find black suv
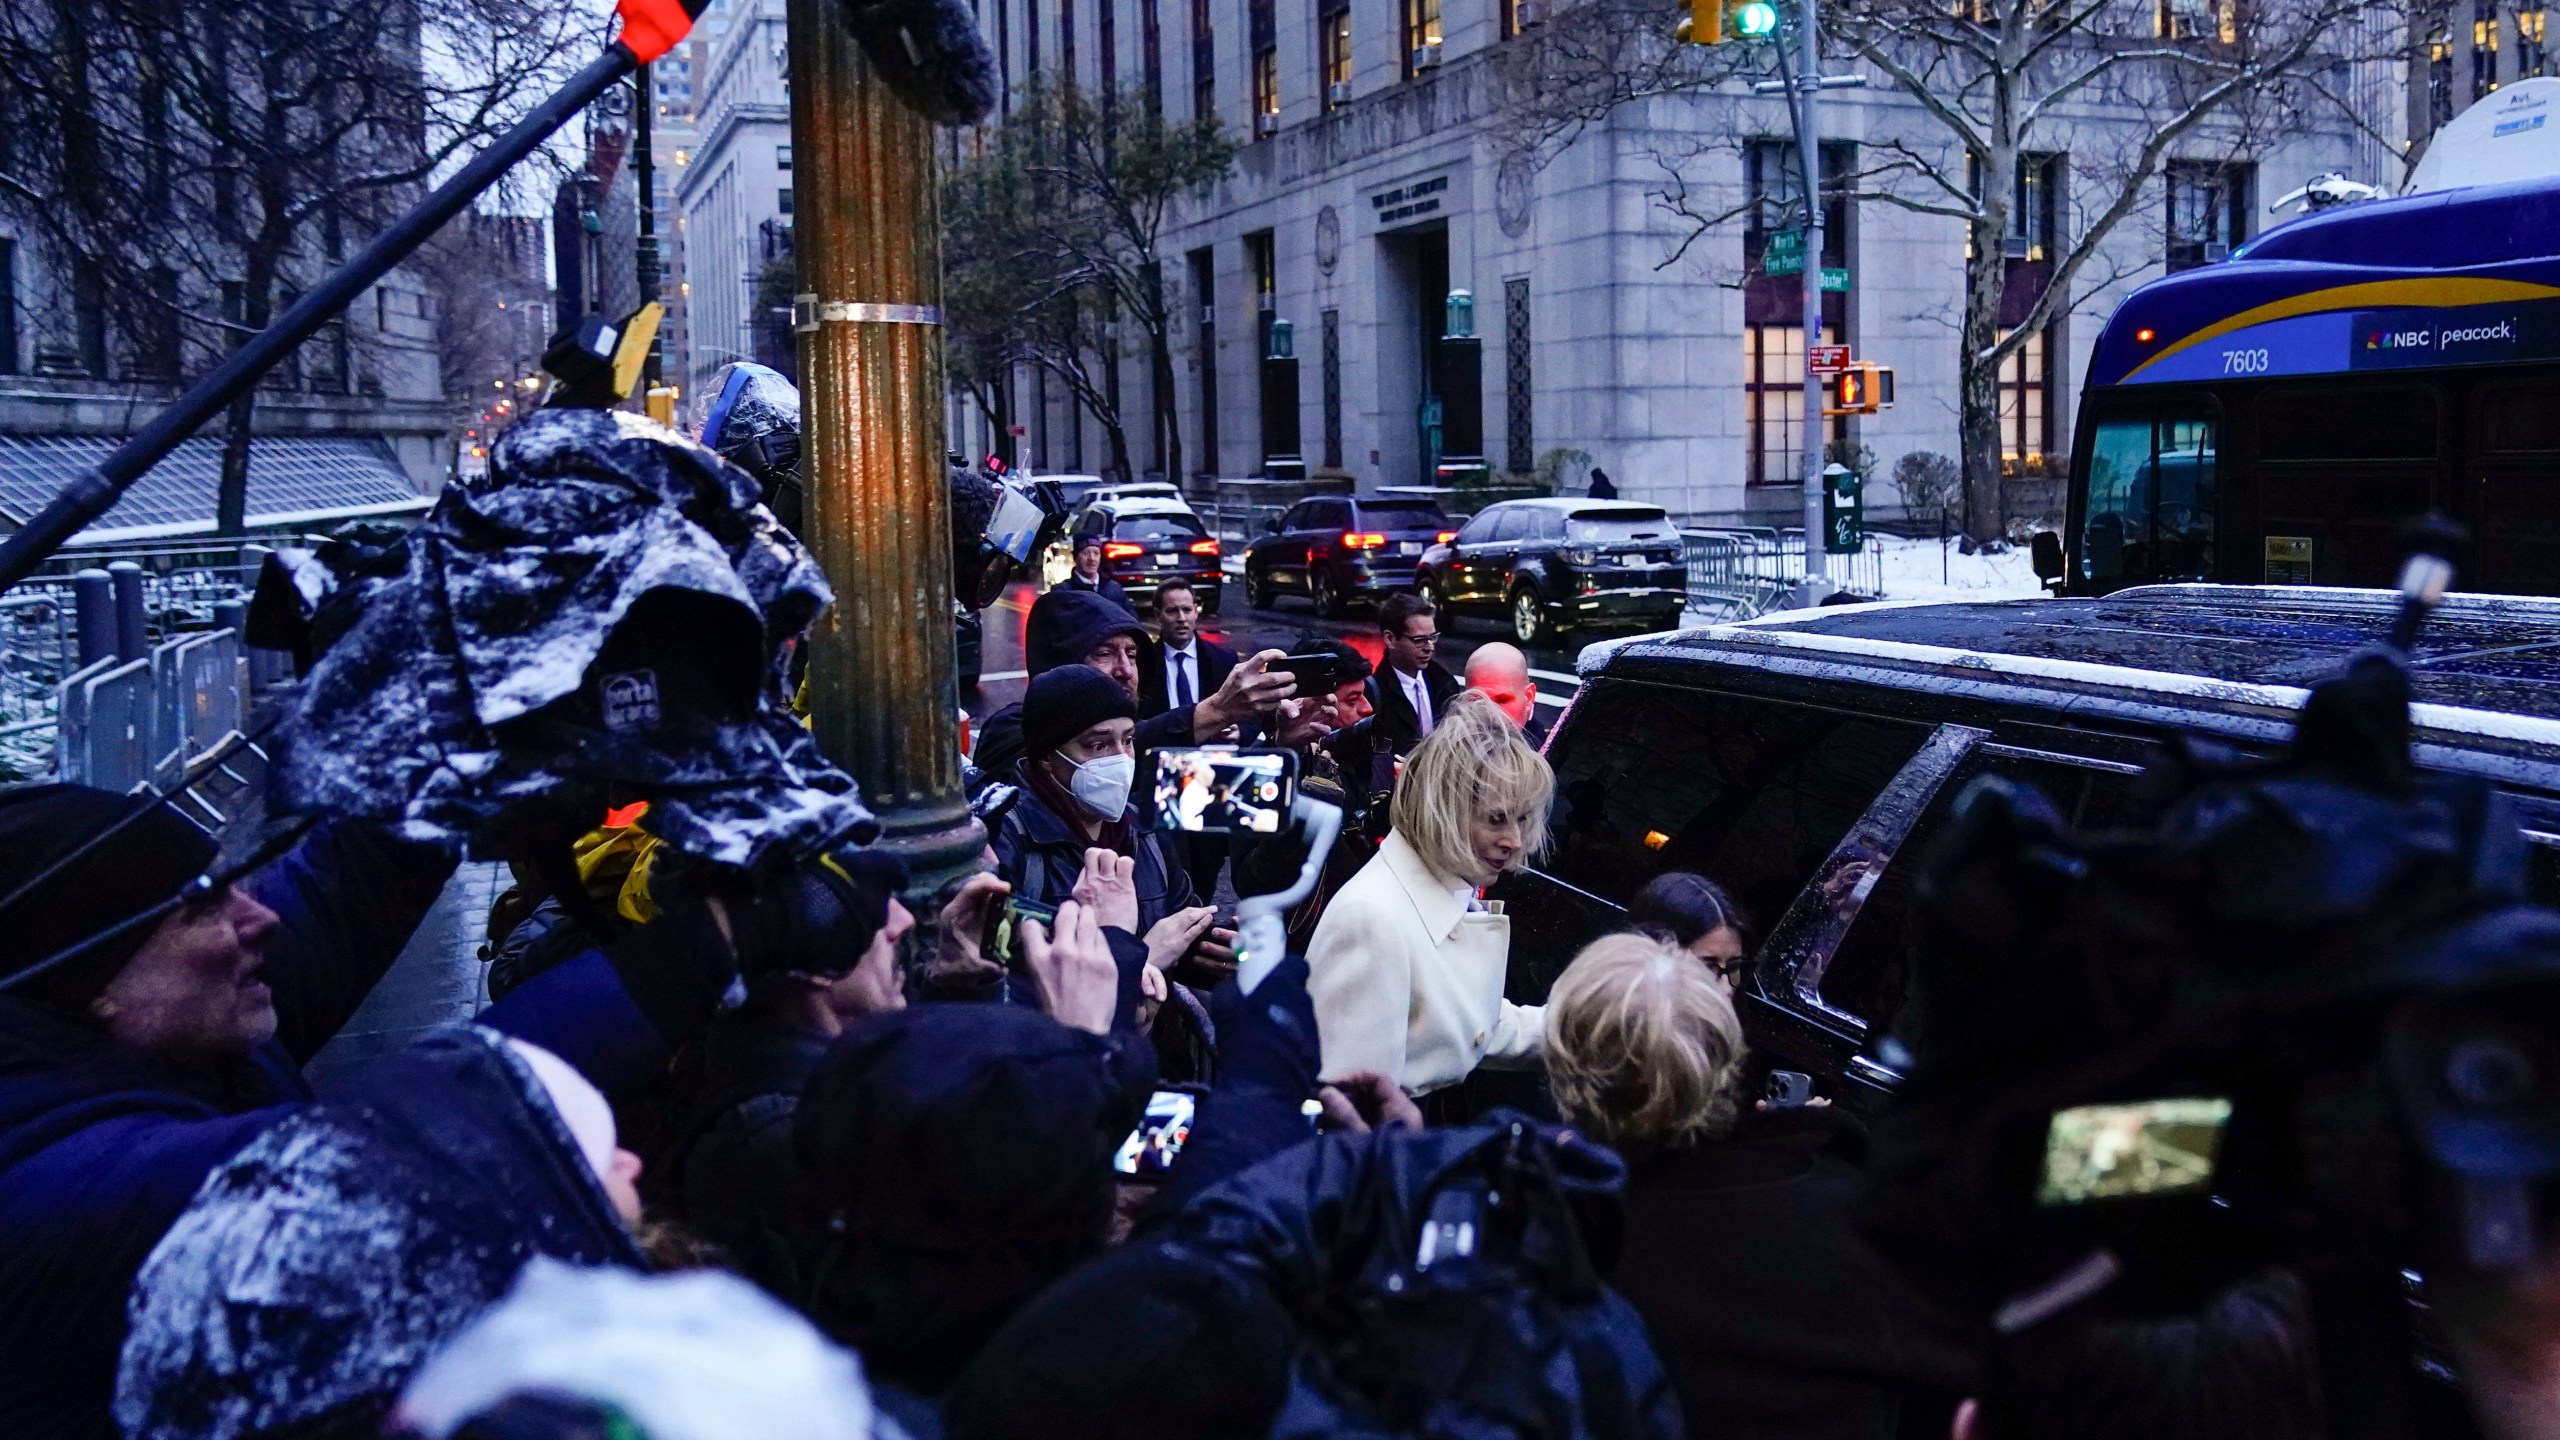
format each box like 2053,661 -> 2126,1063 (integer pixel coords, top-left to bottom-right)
1056,498 -> 1225,612
1494,585 -> 2560,1108
1414,499 -> 1686,646
1243,494 -> 1455,616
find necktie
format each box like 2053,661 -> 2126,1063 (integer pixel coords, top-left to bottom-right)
1174,651 -> 1194,708
1412,672 -> 1433,735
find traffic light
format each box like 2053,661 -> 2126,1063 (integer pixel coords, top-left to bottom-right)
1735,0 -> 1779,35
1827,362 -> 1895,415
1679,0 -> 1724,44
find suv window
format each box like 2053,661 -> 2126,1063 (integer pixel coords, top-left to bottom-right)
1456,510 -> 1503,544
1531,509 -> 1567,542
1809,747 -> 2145,1042
1567,510 -> 1675,543
1308,499 -> 1349,531
1501,680 -> 1931,1002
1279,502 -> 1317,530
1489,508 -> 1533,543
1363,502 -> 1450,529
1115,513 -> 1206,540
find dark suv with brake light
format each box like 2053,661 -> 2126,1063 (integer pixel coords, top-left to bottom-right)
1243,495 -> 1456,616
1056,498 -> 1225,611
1414,498 -> 1686,646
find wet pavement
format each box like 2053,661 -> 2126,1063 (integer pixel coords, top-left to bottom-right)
965,579 -> 1594,718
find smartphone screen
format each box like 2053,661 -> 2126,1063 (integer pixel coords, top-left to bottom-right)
2038,1097 -> 2232,1205
1113,1088 -> 1199,1178
1154,748 -> 1297,834
1272,652 -> 1342,697
985,895 -> 1058,970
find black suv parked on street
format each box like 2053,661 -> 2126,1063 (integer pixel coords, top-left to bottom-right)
1494,585 -> 2560,1110
1414,499 -> 1686,646
1244,495 -> 1456,616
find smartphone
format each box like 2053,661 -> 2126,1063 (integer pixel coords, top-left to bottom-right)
983,894 -> 1059,970
1762,1070 -> 1814,1108
2037,1096 -> 2233,1206
1271,652 -> 1344,698
1113,1087 -> 1201,1178
1154,747 -> 1299,834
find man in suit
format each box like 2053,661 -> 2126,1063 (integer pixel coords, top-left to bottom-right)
1138,579 -> 1238,723
1057,526 -> 1131,609
1370,590 -> 1459,755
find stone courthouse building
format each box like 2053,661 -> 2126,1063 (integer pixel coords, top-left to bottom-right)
964,0 -> 2390,520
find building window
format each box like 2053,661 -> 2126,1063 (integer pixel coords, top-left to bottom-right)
1246,230 -> 1276,350
1061,0 -> 1076,88
1504,277 -> 1532,475
2430,30 -> 2456,123
778,188 -> 794,215
1320,308 -> 1342,468
1191,0 -> 1213,119
2524,8 -> 2550,76
2154,0 -> 2233,40
137,266 -> 180,382
2165,160 -> 2251,271
1744,324 -> 1841,489
777,143 -> 792,168
1191,248 -> 1218,476
1025,0 -> 1038,77
998,0 -> 1012,110
1320,0 -> 1351,109
1250,0 -> 1278,135
0,238 -> 20,375
2011,153 -> 2059,260
1998,327 -> 2053,474
1099,0 -> 1116,98
1143,0 -> 1162,107
2476,0 -> 2502,95
74,266 -> 109,380
1402,0 -> 1442,77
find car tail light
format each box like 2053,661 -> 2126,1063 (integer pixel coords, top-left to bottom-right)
1103,541 -> 1145,559
1343,532 -> 1387,549
1188,538 -> 1221,555
1435,531 -> 1457,544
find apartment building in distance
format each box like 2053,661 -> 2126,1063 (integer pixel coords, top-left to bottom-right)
675,0 -> 801,405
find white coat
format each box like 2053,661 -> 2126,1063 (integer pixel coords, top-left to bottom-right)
1305,830 -> 1544,1095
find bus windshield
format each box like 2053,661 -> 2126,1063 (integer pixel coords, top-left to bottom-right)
2081,409 -> 2217,589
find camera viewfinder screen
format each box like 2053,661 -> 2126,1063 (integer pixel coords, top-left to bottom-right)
1113,1089 -> 1197,1178
2038,1097 -> 2232,1206
1156,751 -> 1291,833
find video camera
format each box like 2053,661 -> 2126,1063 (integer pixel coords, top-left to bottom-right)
1864,524 -> 2560,1434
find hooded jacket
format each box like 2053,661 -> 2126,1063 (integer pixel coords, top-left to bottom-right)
0,823 -> 701,1440
115,1027 -> 645,1440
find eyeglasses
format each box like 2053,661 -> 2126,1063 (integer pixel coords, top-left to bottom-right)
1393,630 -> 1441,647
1707,955 -> 1751,985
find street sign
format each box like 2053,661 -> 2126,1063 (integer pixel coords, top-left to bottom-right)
1820,267 -> 1850,292
1760,228 -> 1805,276
1809,344 -> 1850,373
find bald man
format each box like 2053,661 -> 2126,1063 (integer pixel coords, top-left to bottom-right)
1463,642 -> 1549,745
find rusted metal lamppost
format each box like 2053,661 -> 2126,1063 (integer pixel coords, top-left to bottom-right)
786,0 -> 982,885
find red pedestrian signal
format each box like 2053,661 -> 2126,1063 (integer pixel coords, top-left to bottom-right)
1826,363 -> 1895,416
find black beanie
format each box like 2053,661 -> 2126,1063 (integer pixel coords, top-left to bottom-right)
0,785 -> 218,1006
1022,665 -> 1138,761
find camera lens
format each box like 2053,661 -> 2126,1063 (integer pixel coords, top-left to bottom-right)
2444,1033 -> 2538,1109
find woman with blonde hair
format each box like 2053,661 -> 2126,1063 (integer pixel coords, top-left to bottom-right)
1542,931 -> 1972,1440
1306,692 -> 1553,1107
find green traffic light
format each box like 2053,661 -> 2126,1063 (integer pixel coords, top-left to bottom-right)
1735,1 -> 1779,36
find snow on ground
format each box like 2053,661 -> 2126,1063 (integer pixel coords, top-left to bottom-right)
1870,533 -> 2046,603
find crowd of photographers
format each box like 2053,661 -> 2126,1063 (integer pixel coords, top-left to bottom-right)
5,377 -> 2560,1440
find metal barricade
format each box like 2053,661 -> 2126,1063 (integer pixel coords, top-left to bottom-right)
72,658 -> 153,793
173,629 -> 244,760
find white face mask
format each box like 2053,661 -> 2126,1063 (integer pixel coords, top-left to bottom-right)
1067,753 -> 1136,819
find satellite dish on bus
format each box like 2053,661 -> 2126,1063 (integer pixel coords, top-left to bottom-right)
2408,77 -> 2560,194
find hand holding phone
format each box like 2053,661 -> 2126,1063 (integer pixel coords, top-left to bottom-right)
1154,748 -> 1300,834
1271,652 -> 1345,699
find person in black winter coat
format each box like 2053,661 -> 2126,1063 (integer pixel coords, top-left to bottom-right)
1543,933 -> 1974,1440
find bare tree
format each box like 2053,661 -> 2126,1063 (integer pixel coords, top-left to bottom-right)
942,77 -> 1236,483
1495,0 -> 2404,539
0,0 -> 596,533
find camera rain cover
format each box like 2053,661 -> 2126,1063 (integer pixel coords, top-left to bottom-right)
275,406 -> 869,867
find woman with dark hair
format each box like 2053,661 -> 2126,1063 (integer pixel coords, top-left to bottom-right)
1625,871 -> 1753,990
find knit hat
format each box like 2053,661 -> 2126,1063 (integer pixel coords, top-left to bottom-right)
0,785 -> 217,1007
1022,666 -> 1138,761
1023,588 -> 1147,677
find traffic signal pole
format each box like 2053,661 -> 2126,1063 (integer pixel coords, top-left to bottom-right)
1753,0 -> 1861,605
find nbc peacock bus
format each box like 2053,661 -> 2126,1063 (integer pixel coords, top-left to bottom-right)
2053,169 -> 2560,596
